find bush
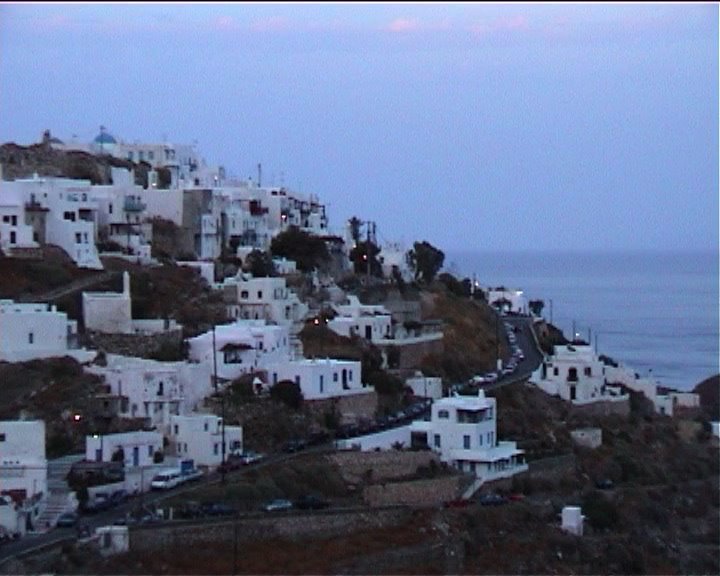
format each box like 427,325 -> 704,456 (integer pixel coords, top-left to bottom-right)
582,490 -> 619,530
270,380 -> 303,410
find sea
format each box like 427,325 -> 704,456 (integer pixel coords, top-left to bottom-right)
446,250 -> 719,392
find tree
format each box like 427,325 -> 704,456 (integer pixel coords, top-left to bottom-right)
349,240 -> 382,277
409,241 -> 445,283
270,380 -> 304,410
244,250 -> 274,277
270,226 -> 329,272
528,299 -> 545,317
348,216 -> 363,245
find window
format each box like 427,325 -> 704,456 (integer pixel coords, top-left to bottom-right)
148,150 -> 155,161
479,435 -> 483,446
157,381 -> 164,396
1,216 -> 8,223
434,434 -> 441,448
28,332 -> 34,344
9,231 -> 16,244
75,232 -> 82,244
349,371 -> 353,382
333,372 -> 338,382
257,291 -> 263,299
10,215 -> 17,226
487,432 -> 492,445
553,367 -> 559,376
319,375 -> 324,394
214,443 -> 219,455
295,375 -> 300,385
148,446 -> 153,457
438,410 -> 449,419
463,435 -> 471,449
584,367 -> 592,376
240,290 -> 249,299
204,422 -> 208,431
0,433 -> 5,441
174,425 -> 179,435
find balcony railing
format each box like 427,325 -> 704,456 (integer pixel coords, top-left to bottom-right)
124,197 -> 147,212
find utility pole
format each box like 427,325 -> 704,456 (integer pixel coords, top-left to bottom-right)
549,299 -> 553,325
495,310 -> 500,372
212,327 -> 226,484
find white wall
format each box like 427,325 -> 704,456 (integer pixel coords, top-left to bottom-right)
86,431 -> 163,468
0,421 -> 47,500
0,301 -> 71,362
267,358 -> 366,400
170,414 -> 243,468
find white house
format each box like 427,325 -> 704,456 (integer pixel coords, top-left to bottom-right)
221,274 -> 308,327
187,320 -> 290,383
85,354 -> 212,429
378,242 -> 414,283
487,288 -> 527,315
410,391 -> 527,486
83,272 -> 179,335
0,420 -> 48,501
265,357 -> 370,401
530,344 -> 629,406
4,176 -> 103,269
169,414 -> 242,470
85,431 -> 163,468
0,300 -> 94,363
0,180 -> 38,254
405,374 -> 443,400
327,296 -> 393,342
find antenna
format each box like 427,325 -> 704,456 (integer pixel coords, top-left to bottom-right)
258,163 -> 262,187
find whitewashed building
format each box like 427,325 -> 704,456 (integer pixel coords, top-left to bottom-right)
86,431 -> 163,468
410,391 -> 527,486
187,320 -> 290,383
266,357 -> 370,401
487,288 -> 527,315
0,420 -> 47,501
378,242 -> 414,283
85,354 -> 212,429
4,176 -> 102,269
0,179 -> 38,254
327,296 -> 392,342
169,414 -> 243,469
405,374 -> 443,400
221,274 -> 308,326
83,272 -> 179,335
530,344 -> 629,405
0,300 -> 94,363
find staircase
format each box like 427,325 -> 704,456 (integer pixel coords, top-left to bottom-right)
32,454 -> 85,533
289,321 -> 304,359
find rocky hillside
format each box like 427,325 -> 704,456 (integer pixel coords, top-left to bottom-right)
693,373 -> 719,419
0,140 -> 156,186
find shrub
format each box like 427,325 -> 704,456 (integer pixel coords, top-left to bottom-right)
270,380 -> 303,410
582,490 -> 619,530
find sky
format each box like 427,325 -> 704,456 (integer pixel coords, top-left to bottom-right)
0,2 -> 717,253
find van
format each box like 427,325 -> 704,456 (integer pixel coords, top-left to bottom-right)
150,468 -> 183,490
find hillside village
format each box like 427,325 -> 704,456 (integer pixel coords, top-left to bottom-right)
0,131 -> 718,575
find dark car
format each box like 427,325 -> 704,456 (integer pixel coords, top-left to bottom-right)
109,489 -> 128,506
56,512 -> 79,528
81,495 -> 112,514
201,502 -> 236,517
282,439 -> 307,453
479,493 -> 507,506
293,494 -> 330,510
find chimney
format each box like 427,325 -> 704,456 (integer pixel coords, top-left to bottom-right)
123,271 -> 130,296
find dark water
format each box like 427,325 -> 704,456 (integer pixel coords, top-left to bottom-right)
446,250 -> 719,391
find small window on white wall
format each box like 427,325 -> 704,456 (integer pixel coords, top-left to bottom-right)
28,332 -> 34,344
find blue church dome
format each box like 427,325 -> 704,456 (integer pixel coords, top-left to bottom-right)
93,131 -> 117,145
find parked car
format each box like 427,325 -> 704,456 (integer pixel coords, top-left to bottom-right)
56,512 -> 79,528
109,489 -> 128,506
240,451 -> 266,465
293,494 -> 330,510
282,439 -> 307,453
443,498 -> 472,509
81,495 -> 112,514
263,499 -> 293,512
479,493 -> 507,506
201,502 -> 236,517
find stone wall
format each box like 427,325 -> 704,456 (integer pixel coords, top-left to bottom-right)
129,508 -> 410,554
330,450 -> 440,485
363,476 -> 465,508
380,338 -> 444,370
84,329 -> 183,360
570,398 -> 630,418
306,391 -> 379,424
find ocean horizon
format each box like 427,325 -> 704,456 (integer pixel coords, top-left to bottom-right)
445,248 -> 719,392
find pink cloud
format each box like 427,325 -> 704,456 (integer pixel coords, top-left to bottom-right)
385,18 -> 421,33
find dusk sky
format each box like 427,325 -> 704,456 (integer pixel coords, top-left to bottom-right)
0,3 -> 717,253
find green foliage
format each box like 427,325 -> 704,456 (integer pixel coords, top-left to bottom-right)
270,380 -> 304,410
270,226 -> 329,272
244,250 -> 275,277
349,241 -> 383,277
148,339 -> 184,362
366,369 -> 404,396
528,299 -> 545,316
438,273 -> 471,297
408,240 -> 445,283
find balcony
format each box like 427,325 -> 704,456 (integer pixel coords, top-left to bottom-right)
24,200 -> 49,212
124,197 -> 146,212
